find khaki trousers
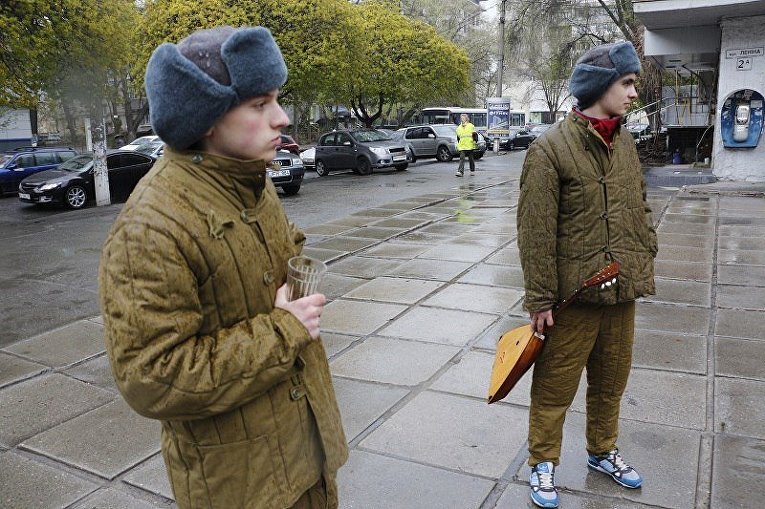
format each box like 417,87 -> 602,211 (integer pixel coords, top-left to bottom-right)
527,301 -> 635,466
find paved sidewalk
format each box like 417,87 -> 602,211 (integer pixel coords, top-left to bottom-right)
2,158 -> 765,509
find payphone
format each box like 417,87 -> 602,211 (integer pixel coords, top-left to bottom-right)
721,89 -> 764,148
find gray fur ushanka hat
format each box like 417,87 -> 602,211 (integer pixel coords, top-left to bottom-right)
569,41 -> 641,109
145,26 -> 288,151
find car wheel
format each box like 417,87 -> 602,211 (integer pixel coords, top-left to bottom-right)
282,184 -> 300,196
394,163 -> 408,171
356,157 -> 372,175
315,160 -> 329,177
508,141 -> 515,150
436,145 -> 453,162
409,151 -> 417,164
64,185 -> 88,209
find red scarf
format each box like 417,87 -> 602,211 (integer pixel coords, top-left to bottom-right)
573,108 -> 621,146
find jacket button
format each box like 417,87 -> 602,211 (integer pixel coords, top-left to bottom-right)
600,212 -> 608,220
191,154 -> 203,163
290,386 -> 305,400
263,271 -> 274,285
599,176 -> 606,184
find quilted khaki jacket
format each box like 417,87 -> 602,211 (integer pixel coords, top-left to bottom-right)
99,148 -> 348,509
517,113 -> 657,313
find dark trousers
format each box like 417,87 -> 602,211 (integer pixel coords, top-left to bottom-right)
457,150 -> 475,173
527,301 -> 636,466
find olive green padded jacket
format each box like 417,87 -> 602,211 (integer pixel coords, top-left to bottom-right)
99,148 -> 347,508
517,113 -> 657,313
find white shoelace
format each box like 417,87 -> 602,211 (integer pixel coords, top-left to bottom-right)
608,451 -> 631,472
537,470 -> 555,490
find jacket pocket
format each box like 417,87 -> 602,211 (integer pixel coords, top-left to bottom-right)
197,435 -> 281,509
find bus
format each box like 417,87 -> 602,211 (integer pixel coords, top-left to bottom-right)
420,106 -> 526,140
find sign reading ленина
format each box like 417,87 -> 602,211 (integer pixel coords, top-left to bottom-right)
725,48 -> 764,59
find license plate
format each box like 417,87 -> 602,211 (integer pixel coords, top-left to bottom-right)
267,169 -> 291,178
392,155 -> 406,161
18,193 -> 30,200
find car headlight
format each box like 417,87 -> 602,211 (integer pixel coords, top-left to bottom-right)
290,155 -> 303,166
38,182 -> 61,191
369,147 -> 388,157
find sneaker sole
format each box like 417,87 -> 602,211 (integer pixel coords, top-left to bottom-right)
587,460 -> 642,489
529,492 -> 559,508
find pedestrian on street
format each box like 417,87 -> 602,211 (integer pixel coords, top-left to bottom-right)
516,41 -> 657,509
98,26 -> 347,509
455,113 -> 477,176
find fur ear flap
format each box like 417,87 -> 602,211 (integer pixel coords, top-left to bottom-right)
221,27 -> 288,101
609,42 -> 642,76
569,64 -> 619,108
146,43 -> 237,151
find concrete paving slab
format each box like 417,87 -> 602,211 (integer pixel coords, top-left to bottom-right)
458,264 -> 526,289
0,373 -> 114,447
654,246 -> 713,263
371,217 -> 432,229
718,224 -> 765,237
719,196 -> 765,211
0,450 -> 99,509
378,307 -> 497,347
644,278 -> 711,307
351,207 -> 407,217
657,232 -> 714,249
322,300 -> 407,336
301,247 -> 347,264
302,223 -> 358,236
332,377 -> 409,442
358,242 -> 430,259
416,242 -> 497,263
711,434 -> 765,509
632,330 -> 707,374
321,273 -> 368,301
715,377 -> 765,439
717,264 -> 765,287
387,258 -> 473,281
329,215 -> 383,227
450,232 -> 514,248
327,256 -> 403,279
338,450 -> 494,509
331,337 -> 459,386
72,487 -> 166,509
718,249 -> 765,266
343,226 -> 404,240
657,222 -> 715,236
719,215 -> 765,226
360,391 -> 528,478
473,314 -> 529,351
122,454 -> 174,501
617,368 -> 707,430
310,236 -> 379,253
63,353 -> 119,392
4,320 -> 105,368
515,413 -> 701,509
634,302 -> 710,335
715,308 -> 765,340
716,337 -> 765,380
662,213 -> 716,225
716,284 -> 765,310
718,236 -> 765,251
321,332 -> 359,359
431,350 -> 495,400
21,399 -> 160,479
0,351 -> 46,389
485,246 -> 521,266
421,283 -> 524,315
344,277 -> 444,305
654,260 -> 712,281
416,221 -> 478,235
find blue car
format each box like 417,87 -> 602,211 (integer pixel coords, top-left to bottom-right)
0,146 -> 78,194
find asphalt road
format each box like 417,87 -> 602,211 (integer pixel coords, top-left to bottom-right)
0,151 -> 524,347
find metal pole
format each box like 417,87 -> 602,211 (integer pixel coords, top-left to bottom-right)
497,0 -> 506,97
93,106 -> 110,207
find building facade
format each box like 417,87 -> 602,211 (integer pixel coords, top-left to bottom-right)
635,0 -> 765,181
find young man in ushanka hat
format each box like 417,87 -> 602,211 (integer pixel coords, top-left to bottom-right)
99,26 -> 348,508
516,41 -> 657,508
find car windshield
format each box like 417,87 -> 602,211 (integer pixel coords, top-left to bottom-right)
134,142 -> 162,155
350,129 -> 391,142
432,125 -> 456,136
0,154 -> 13,167
57,154 -> 93,172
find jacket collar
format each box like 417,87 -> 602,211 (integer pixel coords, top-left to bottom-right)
163,146 -> 269,188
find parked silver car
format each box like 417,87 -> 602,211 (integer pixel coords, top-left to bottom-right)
314,129 -> 408,176
394,124 -> 486,163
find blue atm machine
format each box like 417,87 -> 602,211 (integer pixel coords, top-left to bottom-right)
721,89 -> 764,148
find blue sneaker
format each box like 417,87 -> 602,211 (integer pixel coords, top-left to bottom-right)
529,461 -> 559,508
587,448 -> 643,488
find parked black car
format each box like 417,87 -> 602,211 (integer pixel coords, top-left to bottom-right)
269,149 -> 305,195
0,146 -> 78,195
501,129 -> 536,150
18,150 -> 155,209
314,129 -> 408,176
